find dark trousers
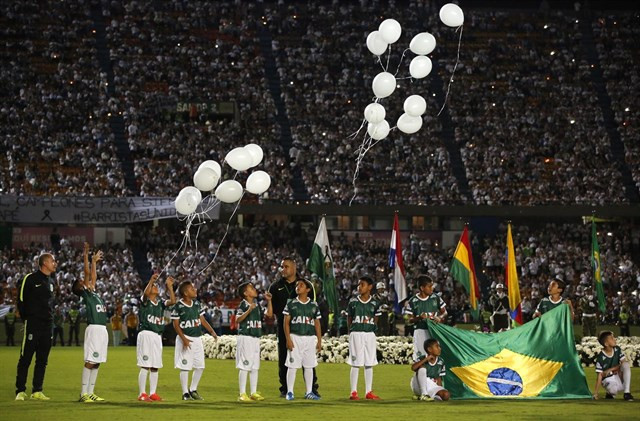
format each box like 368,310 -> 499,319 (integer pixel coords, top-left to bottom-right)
127,327 -> 137,346
16,321 -> 52,394
276,320 -> 319,395
52,326 -> 64,346
6,324 -> 15,346
68,322 -> 80,346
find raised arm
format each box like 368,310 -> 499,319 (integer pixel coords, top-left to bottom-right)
90,250 -> 103,291
143,273 -> 160,299
165,276 -> 176,306
265,292 -> 273,319
83,242 -> 90,284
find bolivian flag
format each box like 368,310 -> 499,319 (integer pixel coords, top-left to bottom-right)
428,305 -> 591,399
450,226 -> 480,319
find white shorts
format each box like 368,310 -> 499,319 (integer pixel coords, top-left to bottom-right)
413,328 -> 431,360
602,374 -> 624,395
285,334 -> 318,369
174,335 -> 204,370
84,324 -> 108,363
411,373 -> 445,398
236,335 -> 261,371
348,331 -> 378,367
137,330 -> 163,368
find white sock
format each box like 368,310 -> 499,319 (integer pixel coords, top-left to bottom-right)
622,362 -> 631,393
303,368 -> 313,395
250,370 -> 259,395
149,371 -> 158,395
364,366 -> 373,394
286,368 -> 297,393
88,368 -> 99,394
417,368 -> 428,395
81,367 -> 91,395
239,370 -> 248,395
180,371 -> 189,394
138,369 -> 148,395
350,367 -> 359,393
190,368 -> 203,392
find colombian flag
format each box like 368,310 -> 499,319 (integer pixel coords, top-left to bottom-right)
428,305 -> 591,399
505,223 -> 522,325
450,226 -> 480,319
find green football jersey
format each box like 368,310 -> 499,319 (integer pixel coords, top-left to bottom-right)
414,355 -> 446,380
406,294 -> 446,330
81,289 -> 107,326
283,297 -> 321,336
236,299 -> 263,338
535,297 -> 564,315
139,296 -> 167,334
347,296 -> 381,333
595,346 -> 625,375
171,299 -> 205,337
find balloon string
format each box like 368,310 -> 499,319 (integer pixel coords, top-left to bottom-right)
437,24 -> 463,116
385,44 -> 392,72
394,48 -> 411,77
196,191 -> 245,275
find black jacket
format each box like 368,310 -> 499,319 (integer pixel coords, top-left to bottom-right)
16,270 -> 55,326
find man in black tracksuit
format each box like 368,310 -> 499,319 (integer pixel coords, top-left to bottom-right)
15,253 -> 58,401
269,258 -> 319,397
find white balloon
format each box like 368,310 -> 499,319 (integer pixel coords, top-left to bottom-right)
367,120 -> 390,141
378,19 -> 402,44
397,113 -> 423,134
245,170 -> 271,195
366,30 -> 388,56
198,160 -> 221,177
179,186 -> 202,205
439,3 -> 464,27
214,180 -> 243,203
244,143 -> 264,167
403,95 -> 427,117
409,56 -> 432,79
174,193 -> 197,216
193,167 -> 220,191
225,147 -> 253,171
364,103 -> 386,124
410,32 -> 436,55
372,72 -> 397,99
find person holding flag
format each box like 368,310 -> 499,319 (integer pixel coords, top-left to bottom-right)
405,275 -> 447,359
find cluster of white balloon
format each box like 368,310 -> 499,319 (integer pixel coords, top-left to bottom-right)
364,3 -> 464,139
349,3 -> 464,206
174,143 -> 271,216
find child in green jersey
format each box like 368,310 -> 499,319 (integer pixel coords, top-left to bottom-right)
533,278 -> 574,320
405,275 -> 447,360
72,244 -> 107,403
235,282 -> 273,402
347,276 -> 382,401
411,339 -> 450,401
171,280 -> 217,401
137,273 -> 176,402
283,279 -> 322,401
593,331 -> 633,401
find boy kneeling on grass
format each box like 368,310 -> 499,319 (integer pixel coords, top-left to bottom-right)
593,331 -> 634,401
411,338 -> 450,402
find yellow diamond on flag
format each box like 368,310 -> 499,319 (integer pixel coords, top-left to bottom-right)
450,349 -> 563,398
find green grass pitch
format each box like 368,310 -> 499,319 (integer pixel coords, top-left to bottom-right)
1,347 -> 638,420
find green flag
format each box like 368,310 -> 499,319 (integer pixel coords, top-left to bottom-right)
427,305 -> 591,399
591,221 -> 606,313
308,216 -> 339,315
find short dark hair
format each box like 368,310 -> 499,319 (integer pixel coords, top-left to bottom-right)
238,282 -> 251,299
555,280 -> 566,293
359,276 -> 374,286
178,281 -> 192,298
296,278 -> 313,293
38,253 -> 53,268
598,330 -> 613,346
418,275 -> 434,288
425,338 -> 439,352
72,279 -> 83,296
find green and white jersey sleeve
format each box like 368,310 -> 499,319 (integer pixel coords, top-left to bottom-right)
236,299 -> 263,338
171,299 -> 205,337
283,298 -> 321,336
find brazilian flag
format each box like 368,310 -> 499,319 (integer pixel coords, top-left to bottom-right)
428,305 -> 591,399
